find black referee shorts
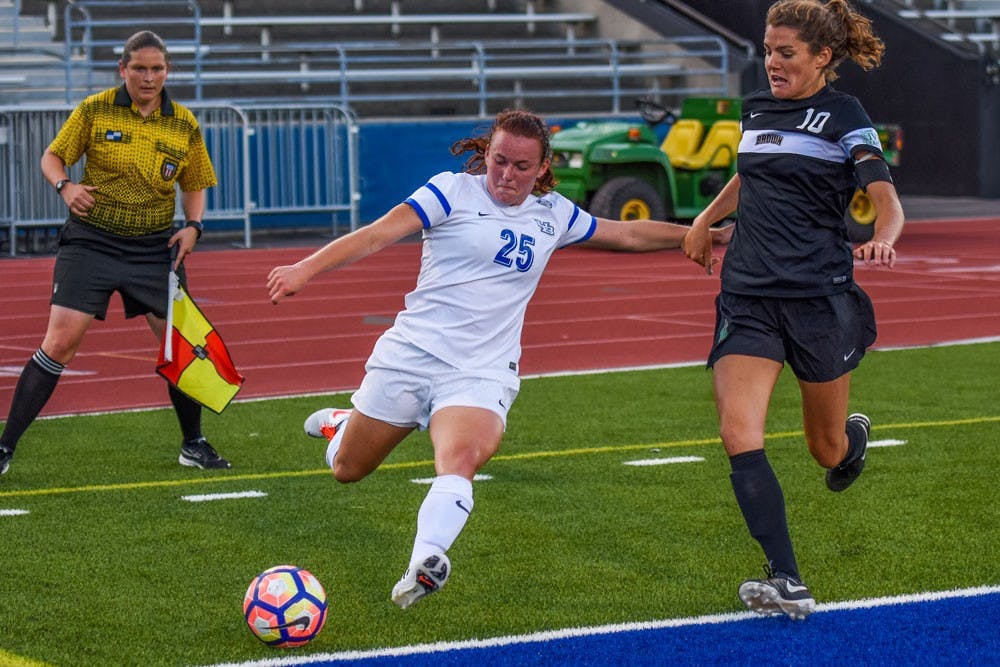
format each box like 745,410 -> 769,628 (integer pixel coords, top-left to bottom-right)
50,219 -> 186,321
707,286 -> 878,383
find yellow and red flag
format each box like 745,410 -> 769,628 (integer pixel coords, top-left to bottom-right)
157,272 -> 243,413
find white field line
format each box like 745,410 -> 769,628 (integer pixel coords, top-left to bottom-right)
197,585 -> 1000,667
870,439 -> 907,447
410,474 -> 492,484
623,456 -> 705,466
0,509 -> 30,516
23,336 -> 1000,421
181,490 -> 268,503
0,365 -> 95,377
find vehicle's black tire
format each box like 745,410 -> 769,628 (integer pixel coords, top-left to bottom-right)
589,177 -> 667,221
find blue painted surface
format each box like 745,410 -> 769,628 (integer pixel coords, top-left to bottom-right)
256,590 -> 1000,666
357,116 -> 647,223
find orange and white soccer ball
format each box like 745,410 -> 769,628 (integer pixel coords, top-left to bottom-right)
243,565 -> 328,648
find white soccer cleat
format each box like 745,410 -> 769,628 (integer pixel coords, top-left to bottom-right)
391,552 -> 450,609
303,408 -> 352,441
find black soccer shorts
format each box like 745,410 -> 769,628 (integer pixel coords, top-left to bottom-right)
50,219 -> 185,321
707,286 -> 877,383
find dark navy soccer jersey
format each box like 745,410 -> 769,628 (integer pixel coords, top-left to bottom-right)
722,85 -> 885,297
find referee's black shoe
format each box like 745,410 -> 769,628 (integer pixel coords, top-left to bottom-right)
0,445 -> 13,476
826,413 -> 870,492
179,437 -> 232,469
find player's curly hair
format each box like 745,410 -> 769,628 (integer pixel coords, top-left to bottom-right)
766,0 -> 884,81
450,108 -> 557,195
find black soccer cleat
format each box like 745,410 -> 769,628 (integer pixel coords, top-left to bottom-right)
179,437 -> 232,469
0,445 -> 13,477
826,413 -> 870,492
738,564 -> 816,620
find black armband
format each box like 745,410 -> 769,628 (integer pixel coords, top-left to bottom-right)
854,156 -> 893,190
185,220 -> 203,239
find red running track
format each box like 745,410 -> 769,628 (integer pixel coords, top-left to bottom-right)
2,218 -> 999,417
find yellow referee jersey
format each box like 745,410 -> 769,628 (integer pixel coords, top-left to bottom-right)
48,84 -> 218,236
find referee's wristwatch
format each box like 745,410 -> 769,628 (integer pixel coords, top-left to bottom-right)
55,178 -> 71,194
185,219 -> 203,239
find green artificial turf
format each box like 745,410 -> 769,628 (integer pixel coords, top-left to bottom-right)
0,343 -> 997,666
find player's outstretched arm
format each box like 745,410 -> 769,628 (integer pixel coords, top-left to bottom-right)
268,203 -> 423,304
584,217 -> 693,252
583,216 -> 734,253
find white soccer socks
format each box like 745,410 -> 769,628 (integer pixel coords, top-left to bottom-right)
392,474 -> 472,608
410,474 -> 474,566
325,423 -> 346,469
301,407 -> 352,468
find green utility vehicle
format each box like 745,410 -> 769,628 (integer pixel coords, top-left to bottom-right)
550,97 -> 901,242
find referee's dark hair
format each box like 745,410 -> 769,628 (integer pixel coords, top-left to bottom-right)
121,30 -> 169,66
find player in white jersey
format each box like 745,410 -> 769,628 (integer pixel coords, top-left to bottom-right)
267,109 -> 732,608
682,0 -> 904,620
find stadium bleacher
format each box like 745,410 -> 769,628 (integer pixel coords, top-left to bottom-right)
1,0 -> 996,255
2,0 -> 733,117
896,0 -> 1000,53
0,0 -> 735,254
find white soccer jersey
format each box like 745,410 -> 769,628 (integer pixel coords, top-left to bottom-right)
390,171 -> 597,374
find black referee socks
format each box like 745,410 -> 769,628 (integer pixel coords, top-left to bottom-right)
0,349 -> 65,450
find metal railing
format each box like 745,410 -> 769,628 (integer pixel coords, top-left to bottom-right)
48,0 -> 729,115
896,4 -> 1000,53
51,36 -> 729,116
0,101 -> 358,255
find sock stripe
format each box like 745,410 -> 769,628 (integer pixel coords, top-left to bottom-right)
32,349 -> 65,376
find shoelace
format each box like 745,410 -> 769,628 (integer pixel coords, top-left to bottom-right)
187,439 -> 219,458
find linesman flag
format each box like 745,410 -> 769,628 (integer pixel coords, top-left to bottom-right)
157,271 -> 244,413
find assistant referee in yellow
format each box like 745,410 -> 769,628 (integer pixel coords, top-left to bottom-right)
0,30 -> 231,478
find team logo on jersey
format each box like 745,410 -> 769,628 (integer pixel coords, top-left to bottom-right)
755,133 -> 783,146
535,197 -> 553,209
161,159 -> 178,180
717,318 -> 730,344
862,128 -> 879,146
104,129 -> 123,142
534,219 -> 555,236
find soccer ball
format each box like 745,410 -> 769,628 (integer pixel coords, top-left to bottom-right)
243,565 -> 328,648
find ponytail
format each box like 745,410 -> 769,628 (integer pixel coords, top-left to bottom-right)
766,0 -> 885,81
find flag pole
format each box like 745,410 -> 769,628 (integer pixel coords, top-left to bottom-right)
163,242 -> 180,363
163,272 -> 178,362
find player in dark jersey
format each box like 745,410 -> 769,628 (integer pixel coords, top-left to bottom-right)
682,0 -> 904,619
0,31 -> 230,478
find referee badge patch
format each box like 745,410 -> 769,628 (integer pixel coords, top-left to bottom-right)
161,159 -> 178,180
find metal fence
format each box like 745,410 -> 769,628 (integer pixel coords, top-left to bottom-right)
0,102 -> 359,256
42,0 -> 730,117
